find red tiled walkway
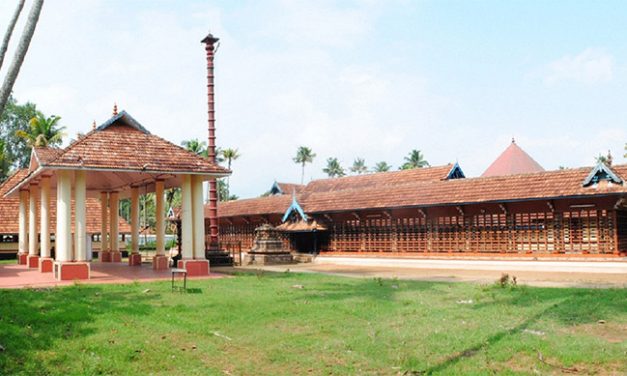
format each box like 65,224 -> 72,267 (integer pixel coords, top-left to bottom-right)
0,262 -> 223,289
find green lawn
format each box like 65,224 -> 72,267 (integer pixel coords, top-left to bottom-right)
0,272 -> 625,375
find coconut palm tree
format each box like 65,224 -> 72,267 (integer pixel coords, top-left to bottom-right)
220,147 -> 240,199
293,146 -> 316,184
182,138 -> 207,156
373,161 -> 391,172
15,114 -> 65,147
401,149 -> 429,169
0,0 -> 45,117
350,158 -> 368,174
323,157 -> 345,178
0,0 -> 25,71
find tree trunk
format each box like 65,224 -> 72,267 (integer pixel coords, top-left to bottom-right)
301,163 -> 305,185
0,0 -> 44,118
0,0 -> 25,71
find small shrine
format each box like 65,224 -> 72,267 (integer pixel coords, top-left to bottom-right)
245,224 -> 293,265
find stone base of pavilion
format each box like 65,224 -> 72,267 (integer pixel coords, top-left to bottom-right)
128,252 -> 142,266
54,261 -> 90,281
0,262 -> 222,289
100,251 -> 123,263
153,255 -> 169,270
27,255 -> 40,268
100,251 -> 111,262
17,253 -> 27,265
177,259 -> 209,276
39,257 -> 54,273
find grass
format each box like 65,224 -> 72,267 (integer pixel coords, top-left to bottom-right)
0,271 -> 625,375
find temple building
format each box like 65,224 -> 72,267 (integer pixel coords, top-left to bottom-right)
215,143 -> 627,258
482,138 -> 545,177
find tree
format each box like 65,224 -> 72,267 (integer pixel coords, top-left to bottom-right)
15,113 -> 64,147
624,143 -> 626,158
0,96 -> 43,168
350,158 -> 368,175
0,139 -> 11,182
0,0 -> 45,117
401,149 -> 429,169
0,0 -> 25,70
293,146 -> 316,184
220,147 -> 240,199
182,138 -> 207,156
595,152 -> 610,165
218,178 -> 238,201
373,161 -> 392,172
323,157 -> 345,178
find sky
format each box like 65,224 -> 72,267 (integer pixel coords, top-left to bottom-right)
1,0 -> 626,199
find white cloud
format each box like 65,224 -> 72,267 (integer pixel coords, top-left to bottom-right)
544,48 -> 614,85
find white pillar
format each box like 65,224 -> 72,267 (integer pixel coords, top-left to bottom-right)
181,175 -> 193,259
28,184 -> 39,256
192,175 -> 205,259
18,190 -> 29,254
74,170 -> 87,261
131,186 -> 139,254
100,192 -> 108,252
155,180 -> 165,256
109,192 -> 119,252
40,177 -> 51,258
55,170 -> 72,262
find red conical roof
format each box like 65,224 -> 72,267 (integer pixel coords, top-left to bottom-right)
482,139 -> 544,177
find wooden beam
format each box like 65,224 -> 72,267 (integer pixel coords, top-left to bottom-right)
499,203 -> 507,214
418,209 -> 427,219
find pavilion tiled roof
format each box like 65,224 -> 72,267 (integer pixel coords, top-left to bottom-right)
37,111 -> 230,175
482,140 -> 544,177
0,169 -> 131,234
217,164 -> 627,218
32,147 -> 63,165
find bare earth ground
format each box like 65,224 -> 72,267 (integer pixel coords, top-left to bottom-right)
221,258 -> 627,288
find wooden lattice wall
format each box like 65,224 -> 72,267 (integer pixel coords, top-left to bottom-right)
218,200 -> 623,256
325,209 -> 618,255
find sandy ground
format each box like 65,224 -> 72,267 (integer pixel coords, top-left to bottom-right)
218,258 -> 627,288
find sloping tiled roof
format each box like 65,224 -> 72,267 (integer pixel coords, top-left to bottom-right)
34,111 -> 230,175
217,164 -> 627,218
301,165 -> 627,213
41,112 -> 228,174
215,195 -> 292,218
303,164 -> 455,193
217,164 -> 457,218
0,170 -> 131,234
482,140 -> 544,177
3,111 -> 231,197
276,182 -> 305,194
33,147 -> 63,165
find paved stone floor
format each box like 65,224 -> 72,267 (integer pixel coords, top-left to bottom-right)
0,262 -> 222,289
223,257 -> 627,288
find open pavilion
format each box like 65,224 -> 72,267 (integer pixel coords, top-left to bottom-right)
2,109 -> 229,280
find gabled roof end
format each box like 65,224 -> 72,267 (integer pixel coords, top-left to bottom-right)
95,110 -> 151,134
